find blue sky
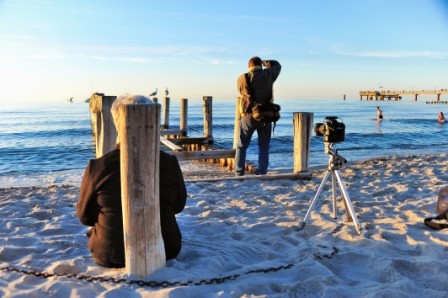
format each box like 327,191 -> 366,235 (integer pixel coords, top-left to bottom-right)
0,0 -> 447,103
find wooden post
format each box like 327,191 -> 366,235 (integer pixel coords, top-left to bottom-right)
233,97 -> 241,149
228,97 -> 242,170
180,98 -> 188,137
118,102 -> 165,277
203,96 -> 213,139
293,112 -> 313,173
89,93 -> 117,158
162,97 -> 170,129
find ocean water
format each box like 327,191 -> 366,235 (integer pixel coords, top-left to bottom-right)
1,98 -> 447,186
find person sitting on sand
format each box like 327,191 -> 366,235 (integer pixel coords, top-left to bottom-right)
76,95 -> 187,268
376,106 -> 383,120
438,112 -> 445,123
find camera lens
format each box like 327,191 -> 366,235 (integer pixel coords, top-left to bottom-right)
314,123 -> 325,136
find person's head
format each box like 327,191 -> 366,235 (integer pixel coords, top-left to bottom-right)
248,56 -> 262,68
111,94 -> 152,144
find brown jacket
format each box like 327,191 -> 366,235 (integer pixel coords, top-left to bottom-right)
237,60 -> 281,115
77,149 -> 187,267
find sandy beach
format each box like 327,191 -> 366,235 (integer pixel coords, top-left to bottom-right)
1,153 -> 448,297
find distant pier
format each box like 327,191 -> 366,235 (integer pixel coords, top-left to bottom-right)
359,89 -> 448,103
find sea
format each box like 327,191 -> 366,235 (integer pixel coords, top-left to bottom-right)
1,98 -> 447,187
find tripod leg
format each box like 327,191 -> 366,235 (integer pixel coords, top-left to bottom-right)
331,171 -> 337,219
302,170 -> 331,224
334,170 -> 363,236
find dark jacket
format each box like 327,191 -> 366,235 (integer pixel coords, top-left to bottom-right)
77,148 -> 187,268
238,60 -> 281,115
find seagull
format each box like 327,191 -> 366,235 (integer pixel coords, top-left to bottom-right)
165,88 -> 169,96
68,97 -> 73,103
149,88 -> 158,97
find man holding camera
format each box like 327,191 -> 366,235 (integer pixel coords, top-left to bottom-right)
235,56 -> 281,176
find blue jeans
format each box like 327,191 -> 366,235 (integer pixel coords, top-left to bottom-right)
235,115 -> 272,176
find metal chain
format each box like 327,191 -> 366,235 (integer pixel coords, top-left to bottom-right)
0,247 -> 338,288
313,246 -> 339,260
0,263 -> 289,288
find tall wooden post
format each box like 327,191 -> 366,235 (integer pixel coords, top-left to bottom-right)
180,98 -> 188,137
293,112 -> 313,173
229,97 -> 242,170
203,96 -> 213,139
118,102 -> 165,277
162,97 -> 170,129
233,97 -> 241,148
89,93 -> 117,158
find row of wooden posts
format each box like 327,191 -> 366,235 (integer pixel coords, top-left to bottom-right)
88,92 -> 313,277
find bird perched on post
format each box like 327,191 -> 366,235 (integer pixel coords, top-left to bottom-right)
149,88 -> 158,97
165,88 -> 169,96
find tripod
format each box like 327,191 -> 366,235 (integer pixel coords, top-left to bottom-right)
298,143 -> 363,236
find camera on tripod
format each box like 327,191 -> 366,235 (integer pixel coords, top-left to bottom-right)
301,116 -> 363,236
314,116 -> 345,143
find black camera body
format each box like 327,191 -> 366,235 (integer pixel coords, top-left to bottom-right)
314,116 -> 345,143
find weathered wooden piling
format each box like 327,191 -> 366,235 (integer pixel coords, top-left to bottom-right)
180,98 -> 188,137
89,93 -> 117,158
162,97 -> 170,129
203,96 -> 213,139
229,97 -> 242,171
293,112 -> 313,173
118,102 -> 165,277
233,97 -> 241,149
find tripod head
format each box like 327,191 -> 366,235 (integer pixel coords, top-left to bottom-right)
324,142 -> 347,169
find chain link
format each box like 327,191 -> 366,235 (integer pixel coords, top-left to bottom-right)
0,246 -> 338,288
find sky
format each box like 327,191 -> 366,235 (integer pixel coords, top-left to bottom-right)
0,0 -> 447,103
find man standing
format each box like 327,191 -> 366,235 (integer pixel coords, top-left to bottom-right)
235,56 -> 281,176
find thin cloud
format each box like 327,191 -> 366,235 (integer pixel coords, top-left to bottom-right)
330,44 -> 448,59
211,60 -> 235,65
90,55 -> 162,64
346,50 -> 448,59
165,10 -> 287,23
85,45 -> 235,64
0,37 -> 236,64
